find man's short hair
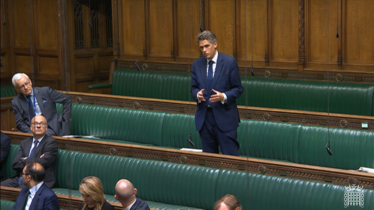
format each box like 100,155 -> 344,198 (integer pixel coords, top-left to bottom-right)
214,194 -> 241,210
12,73 -> 29,87
25,162 -> 46,183
196,30 -> 217,44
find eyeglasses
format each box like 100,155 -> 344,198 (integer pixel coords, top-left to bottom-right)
31,122 -> 47,126
18,81 -> 31,89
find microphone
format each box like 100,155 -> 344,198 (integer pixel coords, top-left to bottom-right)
0,56 -> 2,67
3,16 -> 5,25
135,59 -> 140,71
325,140 -> 333,156
250,67 -> 255,76
200,25 -> 203,32
336,25 -> 339,38
186,134 -> 194,146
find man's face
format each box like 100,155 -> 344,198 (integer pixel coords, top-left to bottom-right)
22,166 -> 30,187
199,39 -> 217,60
15,76 -> 33,96
30,115 -> 47,136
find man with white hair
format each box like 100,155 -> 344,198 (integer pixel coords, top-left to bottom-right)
114,179 -> 150,210
11,73 -> 71,136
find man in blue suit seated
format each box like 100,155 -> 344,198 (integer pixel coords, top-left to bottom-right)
12,161 -> 59,210
114,179 -> 150,210
191,30 -> 244,156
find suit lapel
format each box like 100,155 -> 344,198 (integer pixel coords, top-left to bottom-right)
212,53 -> 223,88
34,88 -> 45,114
19,94 -> 30,118
24,137 -> 34,156
34,135 -> 48,157
29,184 -> 44,210
200,58 -> 208,89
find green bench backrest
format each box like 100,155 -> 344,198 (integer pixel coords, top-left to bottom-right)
57,103 -> 374,169
240,78 -> 374,116
299,126 -> 374,169
1,200 -> 16,210
111,69 -> 374,116
0,85 -> 17,98
54,149 -> 374,210
3,145 -> 374,209
1,144 -> 19,178
237,120 -> 301,162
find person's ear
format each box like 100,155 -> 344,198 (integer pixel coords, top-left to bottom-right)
114,194 -> 118,201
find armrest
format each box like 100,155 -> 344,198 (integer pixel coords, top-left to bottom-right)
88,83 -> 112,90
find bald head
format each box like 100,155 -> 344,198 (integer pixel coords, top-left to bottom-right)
23,162 -> 46,187
115,179 -> 135,200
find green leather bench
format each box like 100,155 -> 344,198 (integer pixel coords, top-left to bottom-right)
0,85 -> 16,98
58,103 -> 374,170
3,145 -> 374,210
89,69 -> 374,116
0,200 -> 15,210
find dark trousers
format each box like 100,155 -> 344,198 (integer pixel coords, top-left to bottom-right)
199,108 -> 239,156
0,176 -> 25,188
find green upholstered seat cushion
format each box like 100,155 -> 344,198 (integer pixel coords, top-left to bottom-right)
0,85 -> 17,98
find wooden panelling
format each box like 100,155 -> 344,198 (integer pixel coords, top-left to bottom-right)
148,0 -> 174,60
98,53 -> 113,72
208,0 -> 235,56
344,0 -> 374,65
14,54 -> 31,73
35,0 -> 59,50
38,56 -> 60,75
120,0 -> 146,57
237,0 -> 267,66
176,0 -> 200,62
74,55 -> 95,76
11,0 -> 30,48
271,0 -> 299,64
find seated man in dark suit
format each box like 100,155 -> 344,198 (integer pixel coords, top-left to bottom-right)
114,179 -> 150,210
11,161 -> 59,210
1,115 -> 58,188
1,131 -> 11,181
11,73 -> 71,136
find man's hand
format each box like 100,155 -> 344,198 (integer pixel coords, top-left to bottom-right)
198,89 -> 206,101
209,89 -> 224,102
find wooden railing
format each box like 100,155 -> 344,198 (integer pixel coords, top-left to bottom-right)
3,131 -> 374,190
1,91 -> 373,131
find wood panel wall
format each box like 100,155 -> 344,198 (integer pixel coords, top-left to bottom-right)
1,0 -> 374,92
115,0 -> 374,82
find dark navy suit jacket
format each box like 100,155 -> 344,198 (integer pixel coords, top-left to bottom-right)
191,52 -> 243,132
12,87 -> 71,136
12,183 -> 59,210
131,198 -> 150,210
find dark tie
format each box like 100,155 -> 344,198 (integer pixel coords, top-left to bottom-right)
18,140 -> 39,186
207,60 -> 214,105
20,190 -> 30,210
207,60 -> 214,93
27,95 -> 35,119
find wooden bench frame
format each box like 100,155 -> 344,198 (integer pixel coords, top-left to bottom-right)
3,131 -> 374,190
2,92 -> 373,131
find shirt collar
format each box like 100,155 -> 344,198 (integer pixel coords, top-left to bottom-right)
29,181 -> 44,196
124,198 -> 136,210
32,135 -> 45,143
24,89 -> 34,100
207,51 -> 219,64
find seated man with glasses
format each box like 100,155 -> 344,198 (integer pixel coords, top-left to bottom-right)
1,115 -> 58,189
11,73 -> 71,136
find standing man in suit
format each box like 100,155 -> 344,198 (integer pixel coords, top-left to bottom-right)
1,131 -> 11,180
1,115 -> 58,188
11,73 -> 71,136
191,30 -> 243,156
114,179 -> 150,210
11,162 -> 60,210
